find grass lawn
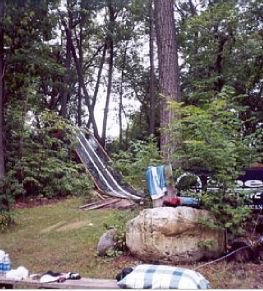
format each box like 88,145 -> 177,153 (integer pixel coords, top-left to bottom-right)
0,197 -> 140,279
2,197 -> 263,288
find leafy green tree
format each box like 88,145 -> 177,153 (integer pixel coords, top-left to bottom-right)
5,110 -> 92,199
111,137 -> 162,188
170,86 -> 256,188
2,1 -> 93,202
169,86 -> 258,234
0,0 -> 5,181
178,0 -> 263,139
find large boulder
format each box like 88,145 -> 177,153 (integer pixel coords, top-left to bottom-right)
126,207 -> 225,263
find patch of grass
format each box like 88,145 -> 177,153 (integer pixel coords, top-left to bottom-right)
0,197 -> 140,278
2,197 -> 262,288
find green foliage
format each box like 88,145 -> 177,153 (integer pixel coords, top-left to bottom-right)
170,87 -> 256,189
5,109 -> 92,200
176,173 -> 200,192
0,186 -> 14,232
102,211 -> 137,257
169,86 -> 256,235
178,0 -> 263,137
200,191 -> 251,235
111,137 -> 162,188
0,210 -> 15,232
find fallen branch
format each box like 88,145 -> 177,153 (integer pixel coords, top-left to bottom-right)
81,198 -> 120,210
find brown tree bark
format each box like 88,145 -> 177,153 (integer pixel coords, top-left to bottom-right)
118,45 -> 127,147
60,28 -> 71,118
101,37 -> 113,147
0,0 -> 5,179
60,0 -> 73,118
101,1 -> 116,147
60,14 -> 101,141
154,0 -> 181,161
87,42 -> 107,129
149,0 -> 156,135
69,32 -> 101,142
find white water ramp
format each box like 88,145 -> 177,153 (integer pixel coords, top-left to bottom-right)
75,130 -> 143,201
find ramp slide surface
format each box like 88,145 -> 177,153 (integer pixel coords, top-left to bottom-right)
75,130 -> 143,200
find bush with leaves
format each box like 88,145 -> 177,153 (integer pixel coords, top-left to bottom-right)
111,137 -> 162,189
5,109 -> 93,200
169,86 -> 258,235
0,192 -> 14,232
200,192 -> 251,235
170,87 -> 257,190
102,211 -> 139,258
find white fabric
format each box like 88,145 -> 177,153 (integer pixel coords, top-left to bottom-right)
6,266 -> 29,280
40,274 -> 61,283
0,250 -> 5,261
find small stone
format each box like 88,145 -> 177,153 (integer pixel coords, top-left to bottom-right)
97,229 -> 117,256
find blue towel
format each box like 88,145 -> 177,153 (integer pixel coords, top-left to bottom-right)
146,166 -> 167,200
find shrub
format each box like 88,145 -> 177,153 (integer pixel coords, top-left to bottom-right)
5,109 -> 93,200
200,191 -> 251,235
111,137 -> 162,189
169,86 -> 258,235
0,210 -> 14,232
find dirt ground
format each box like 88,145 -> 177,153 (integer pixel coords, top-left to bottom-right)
195,261 -> 263,289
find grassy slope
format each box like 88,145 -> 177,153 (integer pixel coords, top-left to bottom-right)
1,197 -> 263,288
0,197 -> 140,279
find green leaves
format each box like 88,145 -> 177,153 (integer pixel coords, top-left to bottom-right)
200,191 -> 251,235
170,87 -> 255,187
169,86 -> 258,235
5,109 -> 93,200
111,137 -> 162,188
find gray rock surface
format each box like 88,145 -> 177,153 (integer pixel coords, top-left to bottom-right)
126,206 -> 225,263
97,229 -> 117,256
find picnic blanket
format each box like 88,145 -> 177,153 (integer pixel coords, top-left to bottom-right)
117,264 -> 210,289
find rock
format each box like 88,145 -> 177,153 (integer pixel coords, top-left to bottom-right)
97,229 -> 117,256
126,207 -> 225,263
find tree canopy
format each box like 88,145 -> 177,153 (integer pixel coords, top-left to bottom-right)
0,0 -> 262,206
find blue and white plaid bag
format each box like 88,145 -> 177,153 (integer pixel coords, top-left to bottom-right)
117,264 -> 210,289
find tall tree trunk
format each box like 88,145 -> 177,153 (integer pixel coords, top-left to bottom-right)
59,6 -> 101,141
149,0 -> 156,135
87,42 -> 107,129
101,38 -> 113,147
154,0 -> 181,161
60,0 -> 73,118
0,0 -> 5,179
118,45 -> 127,147
70,36 -> 101,141
62,20 -> 101,141
60,30 -> 71,118
77,84 -> 82,126
101,1 -> 115,147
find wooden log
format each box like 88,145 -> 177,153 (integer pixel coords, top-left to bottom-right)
95,191 -> 106,200
82,198 -> 120,210
79,201 -> 99,209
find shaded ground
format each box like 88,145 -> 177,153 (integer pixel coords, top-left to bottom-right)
2,197 -> 263,289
